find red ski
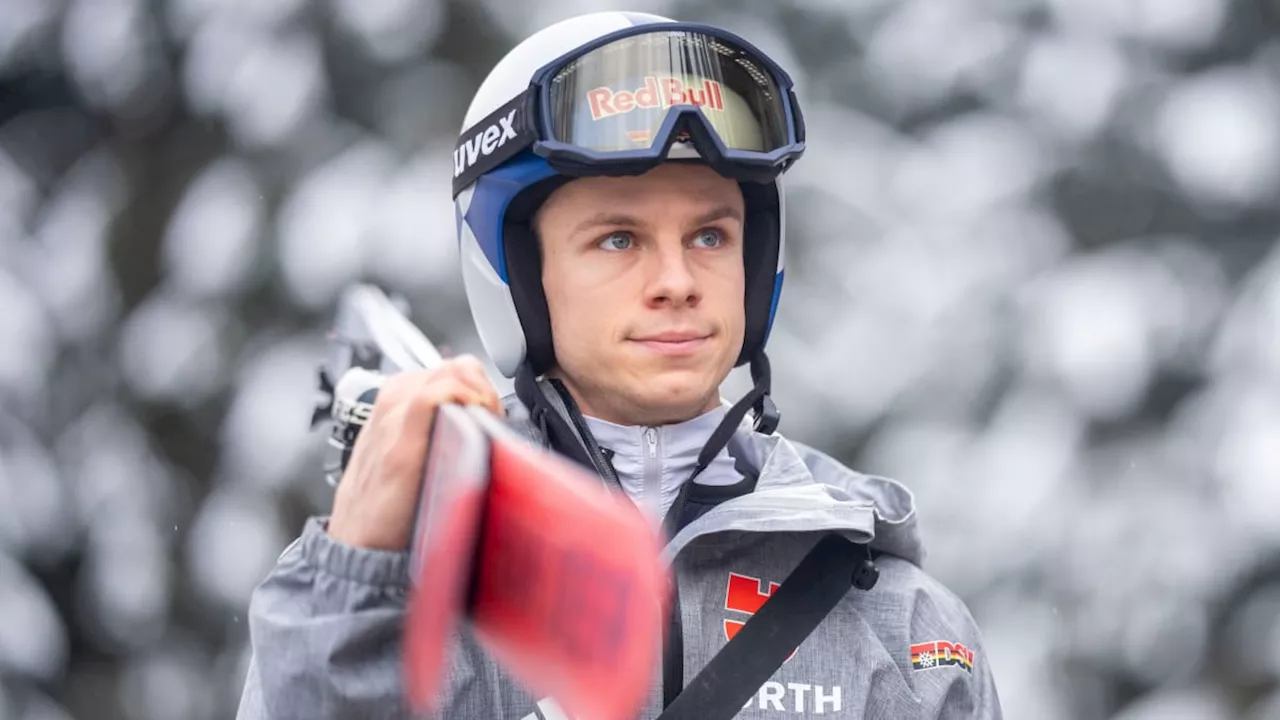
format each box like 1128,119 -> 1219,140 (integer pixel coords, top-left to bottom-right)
402,403 -> 669,720
315,285 -> 669,720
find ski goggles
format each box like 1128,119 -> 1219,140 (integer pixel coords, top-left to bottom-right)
452,23 -> 806,198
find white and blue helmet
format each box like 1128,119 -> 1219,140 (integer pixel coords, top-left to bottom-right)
453,11 -> 805,385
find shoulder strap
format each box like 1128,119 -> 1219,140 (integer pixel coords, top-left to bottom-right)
656,534 -> 880,720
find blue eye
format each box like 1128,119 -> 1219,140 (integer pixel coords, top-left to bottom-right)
598,233 -> 633,251
692,229 -> 724,248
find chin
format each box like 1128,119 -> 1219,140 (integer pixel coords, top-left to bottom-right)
631,372 -> 719,420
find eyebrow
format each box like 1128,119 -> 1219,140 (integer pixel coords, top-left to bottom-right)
572,203 -> 744,236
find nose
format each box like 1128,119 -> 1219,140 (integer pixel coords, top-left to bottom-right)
644,236 -> 700,309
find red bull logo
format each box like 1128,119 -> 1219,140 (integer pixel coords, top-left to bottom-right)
588,76 -> 726,121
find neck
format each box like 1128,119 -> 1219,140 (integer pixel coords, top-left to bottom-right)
548,371 -> 721,427
581,405 -> 741,522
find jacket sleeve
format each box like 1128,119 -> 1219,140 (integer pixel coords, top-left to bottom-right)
932,614 -> 1002,720
234,516 -> 511,720
907,570 -> 1004,720
234,516 -> 414,719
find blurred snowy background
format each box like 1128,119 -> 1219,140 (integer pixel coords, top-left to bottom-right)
1,0 -> 1278,718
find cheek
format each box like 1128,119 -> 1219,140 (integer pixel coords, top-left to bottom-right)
711,260 -> 747,319
544,269 -> 614,351
711,265 -> 747,353
541,255 -> 578,319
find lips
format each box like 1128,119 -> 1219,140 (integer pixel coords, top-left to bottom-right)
632,330 -> 711,343
630,330 -> 712,356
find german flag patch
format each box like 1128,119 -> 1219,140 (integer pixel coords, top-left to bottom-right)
910,640 -> 975,673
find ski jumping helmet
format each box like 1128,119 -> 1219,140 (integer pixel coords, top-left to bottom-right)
453,11 -> 806,433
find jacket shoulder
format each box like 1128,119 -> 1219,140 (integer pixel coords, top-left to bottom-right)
758,433 -> 926,565
856,554 -> 1002,717
868,554 -> 985,653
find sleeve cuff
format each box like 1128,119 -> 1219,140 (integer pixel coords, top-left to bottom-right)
298,515 -> 412,590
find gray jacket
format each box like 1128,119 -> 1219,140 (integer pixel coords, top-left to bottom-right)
236,394 -> 1002,719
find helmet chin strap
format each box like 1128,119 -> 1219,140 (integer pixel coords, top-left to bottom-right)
689,349 -> 777,481
515,349 -> 780,486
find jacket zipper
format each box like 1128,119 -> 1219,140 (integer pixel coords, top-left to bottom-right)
643,427 -> 660,521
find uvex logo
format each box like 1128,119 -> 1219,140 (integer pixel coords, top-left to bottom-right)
725,572 -> 799,662
453,108 -> 518,178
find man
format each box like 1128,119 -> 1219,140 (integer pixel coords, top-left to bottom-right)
237,11 -> 1003,719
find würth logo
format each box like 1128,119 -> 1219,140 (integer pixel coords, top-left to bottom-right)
724,572 -> 798,663
910,640 -> 975,673
453,108 -> 518,178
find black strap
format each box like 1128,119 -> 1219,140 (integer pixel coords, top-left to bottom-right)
547,378 -> 623,488
451,90 -> 536,198
689,351 -> 777,482
513,363 -> 598,474
656,534 -> 879,720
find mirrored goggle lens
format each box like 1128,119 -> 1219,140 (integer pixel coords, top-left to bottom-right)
544,30 -> 792,155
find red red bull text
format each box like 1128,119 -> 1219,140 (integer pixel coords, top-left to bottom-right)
588,76 -> 726,121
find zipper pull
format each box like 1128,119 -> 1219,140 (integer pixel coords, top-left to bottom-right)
645,427 -> 657,458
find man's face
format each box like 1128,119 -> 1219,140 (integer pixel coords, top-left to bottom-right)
535,162 -> 746,427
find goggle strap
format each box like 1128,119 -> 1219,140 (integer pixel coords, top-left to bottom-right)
452,89 -> 538,199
